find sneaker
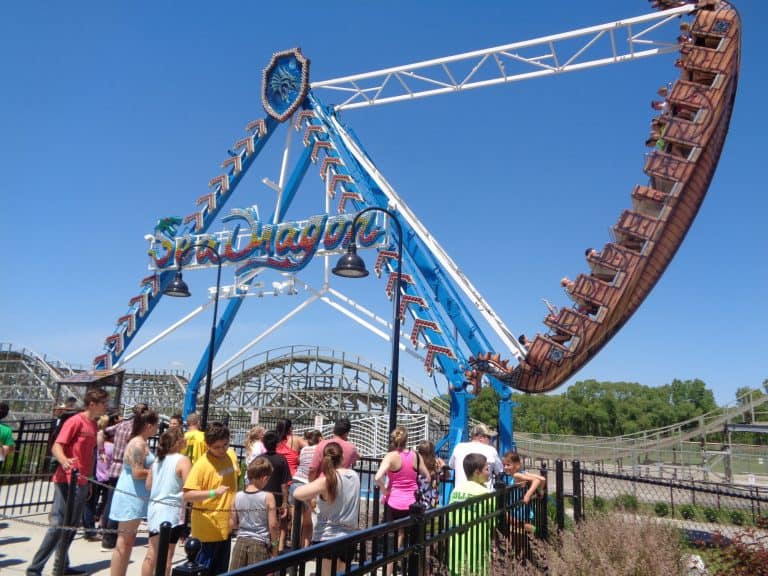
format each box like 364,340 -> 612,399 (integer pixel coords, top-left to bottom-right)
63,568 -> 87,575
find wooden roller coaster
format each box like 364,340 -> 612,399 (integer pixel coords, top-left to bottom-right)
468,0 -> 741,394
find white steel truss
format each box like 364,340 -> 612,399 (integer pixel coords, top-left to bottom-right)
311,5 -> 695,110
329,114 -> 526,360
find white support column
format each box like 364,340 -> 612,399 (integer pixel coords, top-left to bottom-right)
115,303 -> 209,368
330,115 -> 526,360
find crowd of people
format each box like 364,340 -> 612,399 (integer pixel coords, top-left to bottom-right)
23,388 -> 543,576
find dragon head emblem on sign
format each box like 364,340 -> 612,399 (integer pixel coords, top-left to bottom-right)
262,48 -> 310,122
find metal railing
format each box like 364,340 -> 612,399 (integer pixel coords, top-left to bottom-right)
0,419 -> 57,515
161,481 -> 548,576
564,459 -> 768,538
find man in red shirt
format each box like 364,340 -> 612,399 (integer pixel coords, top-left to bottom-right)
308,419 -> 359,480
27,387 -> 109,576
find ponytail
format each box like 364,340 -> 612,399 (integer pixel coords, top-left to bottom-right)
321,441 -> 343,503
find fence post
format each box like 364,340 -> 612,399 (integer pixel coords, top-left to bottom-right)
11,419 -> 25,474
155,522 -> 172,576
670,483 -> 675,518
495,480 -> 509,539
572,460 -> 582,524
171,538 -> 208,576
291,499 -> 304,550
406,502 -> 426,575
555,459 -> 565,531
53,469 -> 79,576
372,484 -> 381,525
538,466 -> 549,542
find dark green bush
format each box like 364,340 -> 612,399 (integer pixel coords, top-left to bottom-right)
614,493 -> 639,512
654,502 -> 669,517
547,496 -> 573,530
680,504 -> 696,520
590,496 -> 606,512
729,510 -> 745,526
703,507 -> 719,523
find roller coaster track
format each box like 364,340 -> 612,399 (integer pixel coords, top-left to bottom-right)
516,390 -> 768,462
0,343 -> 190,418
209,345 -> 451,427
468,1 -> 742,394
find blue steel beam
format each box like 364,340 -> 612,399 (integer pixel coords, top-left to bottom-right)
96,117 -> 279,370
181,141 -> 314,419
308,96 -> 467,383
310,94 -> 515,449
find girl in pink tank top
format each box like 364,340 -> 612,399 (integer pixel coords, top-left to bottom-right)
386,450 -> 417,513
374,427 -> 432,521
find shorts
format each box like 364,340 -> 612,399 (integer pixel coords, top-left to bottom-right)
230,537 -> 272,570
148,524 -> 185,544
384,503 -> 411,522
289,479 -> 307,505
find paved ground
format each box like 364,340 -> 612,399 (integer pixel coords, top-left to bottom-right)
0,515 -> 189,576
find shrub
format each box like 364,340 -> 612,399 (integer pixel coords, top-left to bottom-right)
729,510 -> 745,526
655,502 -> 670,517
546,496 -> 573,530
614,493 -> 639,512
703,507 -> 719,523
588,495 -> 606,512
680,504 -> 696,520
519,513 -> 686,576
709,528 -> 768,576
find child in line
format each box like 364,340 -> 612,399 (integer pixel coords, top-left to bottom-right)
415,440 -> 446,509
229,456 -> 279,570
502,451 -> 546,534
502,451 -> 545,503
182,422 -> 239,575
448,453 -> 492,576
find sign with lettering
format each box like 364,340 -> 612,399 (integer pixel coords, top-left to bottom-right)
148,208 -> 383,274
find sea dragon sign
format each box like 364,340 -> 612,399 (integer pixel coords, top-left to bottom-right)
147,207 -> 383,275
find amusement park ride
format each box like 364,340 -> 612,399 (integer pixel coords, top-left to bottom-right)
90,0 -> 741,456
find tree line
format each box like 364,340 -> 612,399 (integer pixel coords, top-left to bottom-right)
465,378 -> 768,444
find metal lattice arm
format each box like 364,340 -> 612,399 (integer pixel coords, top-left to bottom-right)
311,4 -> 695,110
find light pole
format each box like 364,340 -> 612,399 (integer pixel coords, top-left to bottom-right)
333,207 -> 403,433
163,245 -> 224,430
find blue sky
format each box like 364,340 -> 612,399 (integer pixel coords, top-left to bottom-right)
1,1 -> 765,408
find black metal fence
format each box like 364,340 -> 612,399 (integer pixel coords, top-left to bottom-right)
162,481 -> 548,576
8,418 -> 768,576
0,419 -> 57,515
564,459 -> 768,535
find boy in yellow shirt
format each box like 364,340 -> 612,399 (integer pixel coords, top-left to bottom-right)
183,422 -> 239,574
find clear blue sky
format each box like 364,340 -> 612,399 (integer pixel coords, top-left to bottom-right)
1,1 -> 765,407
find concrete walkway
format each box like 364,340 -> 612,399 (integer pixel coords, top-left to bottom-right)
0,515 -> 189,576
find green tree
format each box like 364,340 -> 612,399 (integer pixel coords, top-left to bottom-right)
736,386 -> 764,404
662,378 -> 717,422
469,385 -> 499,425
512,378 -> 719,438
